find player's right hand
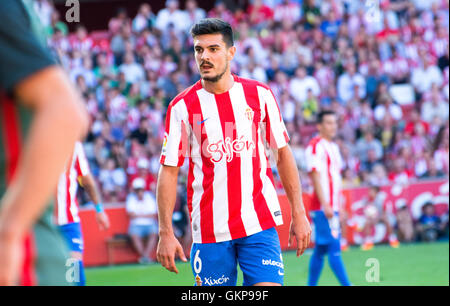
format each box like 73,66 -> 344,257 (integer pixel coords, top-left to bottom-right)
156,234 -> 187,274
323,204 -> 334,219
0,234 -> 23,285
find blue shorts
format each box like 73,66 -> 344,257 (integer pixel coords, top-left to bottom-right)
190,227 -> 284,286
128,223 -> 158,237
311,210 -> 341,245
59,222 -> 84,253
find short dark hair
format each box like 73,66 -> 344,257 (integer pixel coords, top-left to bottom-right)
190,18 -> 234,47
317,110 -> 336,124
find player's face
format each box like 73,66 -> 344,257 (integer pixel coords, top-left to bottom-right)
194,33 -> 235,83
318,114 -> 338,140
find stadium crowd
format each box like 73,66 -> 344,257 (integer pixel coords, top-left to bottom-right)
33,0 -> 448,229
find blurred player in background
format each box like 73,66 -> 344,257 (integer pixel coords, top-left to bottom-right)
156,18 -> 311,286
55,141 -> 110,285
0,0 -> 88,285
361,185 -> 399,250
305,110 -> 351,286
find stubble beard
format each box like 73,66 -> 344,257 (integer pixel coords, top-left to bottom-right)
201,62 -> 228,83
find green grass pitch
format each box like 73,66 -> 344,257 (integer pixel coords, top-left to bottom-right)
85,241 -> 449,286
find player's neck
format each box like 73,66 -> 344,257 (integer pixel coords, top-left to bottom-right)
320,134 -> 333,142
201,73 -> 234,95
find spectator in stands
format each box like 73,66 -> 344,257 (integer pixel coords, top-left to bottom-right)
320,9 -> 342,39
273,0 -> 301,24
411,54 -> 443,95
129,158 -> 156,193
126,178 -> 159,263
132,3 -> 155,33
155,0 -> 190,34
302,0 -> 321,30
374,94 -> 403,123
119,52 -> 145,84
337,62 -> 366,105
98,158 -> 127,202
416,202 -> 444,242
185,0 -> 207,26
289,66 -> 320,105
355,129 -> 384,164
388,158 -> 414,185
130,117 -> 150,146
420,87 -> 449,123
247,0 -> 273,30
404,108 -> 430,136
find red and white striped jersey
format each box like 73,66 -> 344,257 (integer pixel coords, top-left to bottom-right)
305,137 -> 343,212
54,141 -> 91,225
160,74 -> 290,243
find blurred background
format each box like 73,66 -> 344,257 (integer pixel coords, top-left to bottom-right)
31,0 -> 448,282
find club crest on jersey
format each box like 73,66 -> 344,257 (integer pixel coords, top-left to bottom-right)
195,274 -> 202,286
245,107 -> 254,122
207,136 -> 255,163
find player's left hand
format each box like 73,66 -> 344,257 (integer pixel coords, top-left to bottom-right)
96,211 -> 110,231
289,211 -> 312,257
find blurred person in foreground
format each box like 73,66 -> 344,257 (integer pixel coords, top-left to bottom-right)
156,18 -> 311,286
55,141 -> 110,285
305,110 -> 351,286
126,178 -> 158,263
0,0 -> 88,285
360,185 -> 400,251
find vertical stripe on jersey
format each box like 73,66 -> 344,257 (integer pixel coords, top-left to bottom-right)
187,117 -> 204,243
189,89 -> 216,243
214,89 -> 246,240
229,82 -> 262,235
242,83 -> 276,231
326,152 -> 334,211
65,162 -> 74,223
197,88 -> 231,243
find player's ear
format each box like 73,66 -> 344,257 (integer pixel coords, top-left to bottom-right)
227,45 -> 236,61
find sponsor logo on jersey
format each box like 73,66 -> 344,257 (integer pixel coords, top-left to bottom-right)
207,136 -> 255,163
203,275 -> 230,286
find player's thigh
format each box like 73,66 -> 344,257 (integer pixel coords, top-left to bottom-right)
312,210 -> 334,245
190,241 -> 237,286
236,227 -> 284,286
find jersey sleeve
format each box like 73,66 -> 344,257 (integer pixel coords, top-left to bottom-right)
74,142 -> 91,177
160,100 -> 190,167
261,87 -> 290,150
0,1 -> 56,94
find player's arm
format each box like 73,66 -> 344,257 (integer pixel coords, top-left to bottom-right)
276,145 -> 312,257
309,170 -> 333,219
156,165 -> 187,273
263,86 -> 311,257
0,66 -> 88,239
79,173 -> 110,230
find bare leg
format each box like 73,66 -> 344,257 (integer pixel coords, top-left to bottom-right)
143,234 -> 158,260
130,234 -> 145,257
